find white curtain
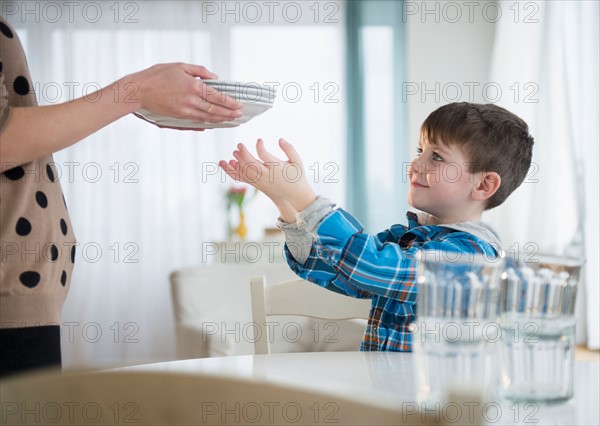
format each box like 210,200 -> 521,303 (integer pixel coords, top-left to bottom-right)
12,1 -> 346,367
486,0 -> 599,348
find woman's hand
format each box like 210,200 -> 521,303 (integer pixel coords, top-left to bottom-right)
126,63 -> 244,124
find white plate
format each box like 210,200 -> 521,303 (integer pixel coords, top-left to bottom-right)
203,80 -> 276,93
137,101 -> 273,129
202,84 -> 276,104
204,82 -> 275,98
205,84 -> 276,96
220,92 -> 276,104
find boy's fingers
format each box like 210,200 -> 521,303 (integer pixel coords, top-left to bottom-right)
256,139 -> 283,164
219,161 -> 239,181
233,149 -> 256,174
219,159 -> 253,184
278,138 -> 302,165
219,159 -> 241,177
237,144 -> 263,169
218,160 -> 233,173
234,147 -> 266,182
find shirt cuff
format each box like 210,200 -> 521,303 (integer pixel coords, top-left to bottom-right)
276,217 -> 313,265
296,196 -> 336,234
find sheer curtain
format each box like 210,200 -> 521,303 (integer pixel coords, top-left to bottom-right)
486,0 -> 599,348
10,1 -> 346,367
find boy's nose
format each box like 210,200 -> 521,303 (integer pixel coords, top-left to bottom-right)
409,159 -> 422,174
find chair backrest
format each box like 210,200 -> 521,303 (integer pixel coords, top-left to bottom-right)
0,369 -> 461,425
170,263 -> 297,358
250,276 -> 372,354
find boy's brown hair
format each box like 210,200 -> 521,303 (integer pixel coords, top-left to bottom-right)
421,102 -> 534,210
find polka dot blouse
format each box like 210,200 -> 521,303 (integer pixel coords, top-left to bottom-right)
0,18 -> 76,328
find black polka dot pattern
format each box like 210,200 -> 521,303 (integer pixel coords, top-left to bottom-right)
46,164 -> 56,182
3,17 -> 74,311
60,219 -> 67,235
50,244 -> 59,262
16,217 -> 31,236
13,76 -> 29,95
0,21 -> 13,38
36,191 -> 48,208
20,271 -> 40,288
4,166 -> 25,180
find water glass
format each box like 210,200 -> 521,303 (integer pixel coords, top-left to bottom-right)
412,251 -> 505,407
499,254 -> 583,403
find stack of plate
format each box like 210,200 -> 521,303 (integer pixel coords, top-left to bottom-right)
137,80 -> 276,129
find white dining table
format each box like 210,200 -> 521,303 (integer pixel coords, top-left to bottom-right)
115,352 -> 599,425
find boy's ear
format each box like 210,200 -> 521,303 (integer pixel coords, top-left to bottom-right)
472,172 -> 501,201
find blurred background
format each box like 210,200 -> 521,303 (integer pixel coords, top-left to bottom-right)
4,0 -> 598,368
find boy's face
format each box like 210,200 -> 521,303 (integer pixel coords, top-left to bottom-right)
407,133 -> 479,221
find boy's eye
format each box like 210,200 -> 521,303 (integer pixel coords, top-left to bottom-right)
415,148 -> 423,156
432,152 -> 443,162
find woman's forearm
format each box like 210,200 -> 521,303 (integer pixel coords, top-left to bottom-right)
0,63 -> 243,170
0,79 -> 138,170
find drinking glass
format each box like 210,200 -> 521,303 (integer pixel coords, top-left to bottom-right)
499,254 -> 583,403
412,251 -> 505,408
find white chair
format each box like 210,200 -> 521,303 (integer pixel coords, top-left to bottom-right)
250,276 -> 372,354
170,263 -> 297,358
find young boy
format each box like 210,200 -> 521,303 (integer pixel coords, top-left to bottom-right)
219,102 -> 534,352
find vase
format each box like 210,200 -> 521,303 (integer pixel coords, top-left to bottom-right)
234,211 -> 248,240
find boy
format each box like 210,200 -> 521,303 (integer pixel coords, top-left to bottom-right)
219,102 -> 534,351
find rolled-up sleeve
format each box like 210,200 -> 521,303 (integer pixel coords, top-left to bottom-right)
312,209 -> 420,303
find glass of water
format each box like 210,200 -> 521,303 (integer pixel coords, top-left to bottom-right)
499,254 -> 583,403
412,251 -> 506,408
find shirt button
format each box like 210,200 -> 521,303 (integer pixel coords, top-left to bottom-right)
372,323 -> 379,331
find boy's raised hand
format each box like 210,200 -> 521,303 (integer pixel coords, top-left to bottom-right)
219,138 -> 317,212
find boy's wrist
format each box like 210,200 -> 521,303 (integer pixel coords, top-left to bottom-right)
289,189 -> 318,213
276,202 -> 297,224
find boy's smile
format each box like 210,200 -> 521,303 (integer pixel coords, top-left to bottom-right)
410,179 -> 429,188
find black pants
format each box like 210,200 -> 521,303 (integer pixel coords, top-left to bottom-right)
0,325 -> 61,378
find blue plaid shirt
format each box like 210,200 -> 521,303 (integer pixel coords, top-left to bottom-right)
284,209 -> 500,352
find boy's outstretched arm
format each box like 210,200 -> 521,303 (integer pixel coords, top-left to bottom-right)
219,140 -> 411,297
220,140 -> 377,300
